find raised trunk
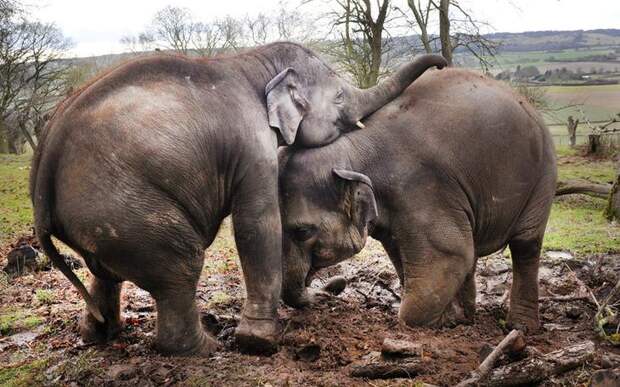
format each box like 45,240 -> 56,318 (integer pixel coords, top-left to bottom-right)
352,54 -> 447,120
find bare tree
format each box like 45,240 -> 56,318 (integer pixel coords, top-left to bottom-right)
150,6 -> 195,54
318,0 -> 394,88
245,13 -> 271,45
215,16 -> 243,52
405,0 -> 433,53
402,0 -> 498,68
437,0 -> 452,64
120,32 -> 154,53
0,5 -> 72,153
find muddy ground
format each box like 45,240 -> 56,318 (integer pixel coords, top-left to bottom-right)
1,229 -> 619,386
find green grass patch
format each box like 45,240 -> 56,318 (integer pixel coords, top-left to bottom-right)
34,289 -> 55,305
208,291 -> 232,307
0,358 -> 49,387
557,159 -> 616,183
0,308 -> 44,335
0,153 -> 33,244
544,196 -> 619,255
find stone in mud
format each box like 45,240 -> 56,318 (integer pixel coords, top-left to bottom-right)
323,276 -> 347,295
3,245 -> 39,275
480,261 -> 510,276
296,343 -> 321,362
106,364 -> 137,380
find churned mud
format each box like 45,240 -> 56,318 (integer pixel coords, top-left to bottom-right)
1,230 -> 619,386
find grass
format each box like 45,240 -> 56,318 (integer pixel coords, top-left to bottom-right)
34,289 -> 55,305
0,358 -> 49,387
544,196 -> 620,254
0,153 -> 32,244
0,308 -> 44,335
542,145 -> 619,255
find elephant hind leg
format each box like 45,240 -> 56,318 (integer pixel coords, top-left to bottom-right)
79,276 -> 123,344
153,289 -> 220,356
507,236 -> 542,333
145,246 -> 219,356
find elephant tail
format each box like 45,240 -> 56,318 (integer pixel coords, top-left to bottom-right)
37,232 -> 104,323
32,152 -> 104,323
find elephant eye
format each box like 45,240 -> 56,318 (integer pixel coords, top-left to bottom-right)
291,225 -> 317,242
334,89 -> 344,104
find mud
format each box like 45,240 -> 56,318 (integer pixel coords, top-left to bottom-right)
1,234 -> 619,386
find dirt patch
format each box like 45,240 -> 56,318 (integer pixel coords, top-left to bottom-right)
1,235 -> 619,386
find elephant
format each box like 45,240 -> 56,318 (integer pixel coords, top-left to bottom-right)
279,68 -> 557,332
30,42 -> 447,356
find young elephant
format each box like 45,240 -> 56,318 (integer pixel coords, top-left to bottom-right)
31,42 -> 446,356
279,68 -> 557,332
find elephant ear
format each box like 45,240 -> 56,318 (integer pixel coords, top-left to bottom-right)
333,169 -> 378,228
266,68 -> 308,145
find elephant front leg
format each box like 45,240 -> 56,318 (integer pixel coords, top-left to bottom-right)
231,177 -> 282,354
398,229 -> 475,328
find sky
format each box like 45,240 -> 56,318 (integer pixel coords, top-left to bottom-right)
29,0 -> 620,57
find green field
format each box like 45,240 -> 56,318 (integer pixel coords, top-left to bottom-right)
0,153 -> 32,243
543,83 -> 620,124
1,147 -> 617,256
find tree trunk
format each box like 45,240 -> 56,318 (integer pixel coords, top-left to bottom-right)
606,163 -> 620,221
556,180 -> 611,199
407,0 -> 432,53
588,133 -> 601,154
566,116 -> 578,148
438,0 -> 452,66
18,121 -> 37,151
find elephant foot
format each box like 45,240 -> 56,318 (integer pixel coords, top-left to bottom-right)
79,311 -> 122,344
156,330 -> 220,357
235,316 -> 278,355
506,312 -> 540,334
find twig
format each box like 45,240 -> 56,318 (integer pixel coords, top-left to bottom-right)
376,279 -> 401,301
455,329 -> 524,387
562,262 -> 600,309
597,277 -> 620,315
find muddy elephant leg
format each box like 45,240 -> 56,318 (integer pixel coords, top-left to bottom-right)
398,226 -> 475,328
153,284 -> 219,356
231,163 -> 281,354
507,237 -> 542,332
453,268 -> 476,323
79,276 -> 123,343
146,245 -> 219,356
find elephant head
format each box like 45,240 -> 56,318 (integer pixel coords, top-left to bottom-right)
266,53 -> 446,147
279,150 -> 377,306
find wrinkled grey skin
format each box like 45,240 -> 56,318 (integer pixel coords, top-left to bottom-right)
30,42 -> 446,356
280,68 -> 557,332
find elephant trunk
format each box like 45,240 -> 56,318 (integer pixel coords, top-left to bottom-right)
351,54 -> 447,121
281,242 -> 312,308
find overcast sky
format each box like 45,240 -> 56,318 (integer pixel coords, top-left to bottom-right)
30,0 -> 620,57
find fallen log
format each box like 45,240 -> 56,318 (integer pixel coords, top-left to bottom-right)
456,330 -> 525,387
556,180 -> 611,199
482,341 -> 595,386
350,360 -> 426,379
381,338 -> 423,358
